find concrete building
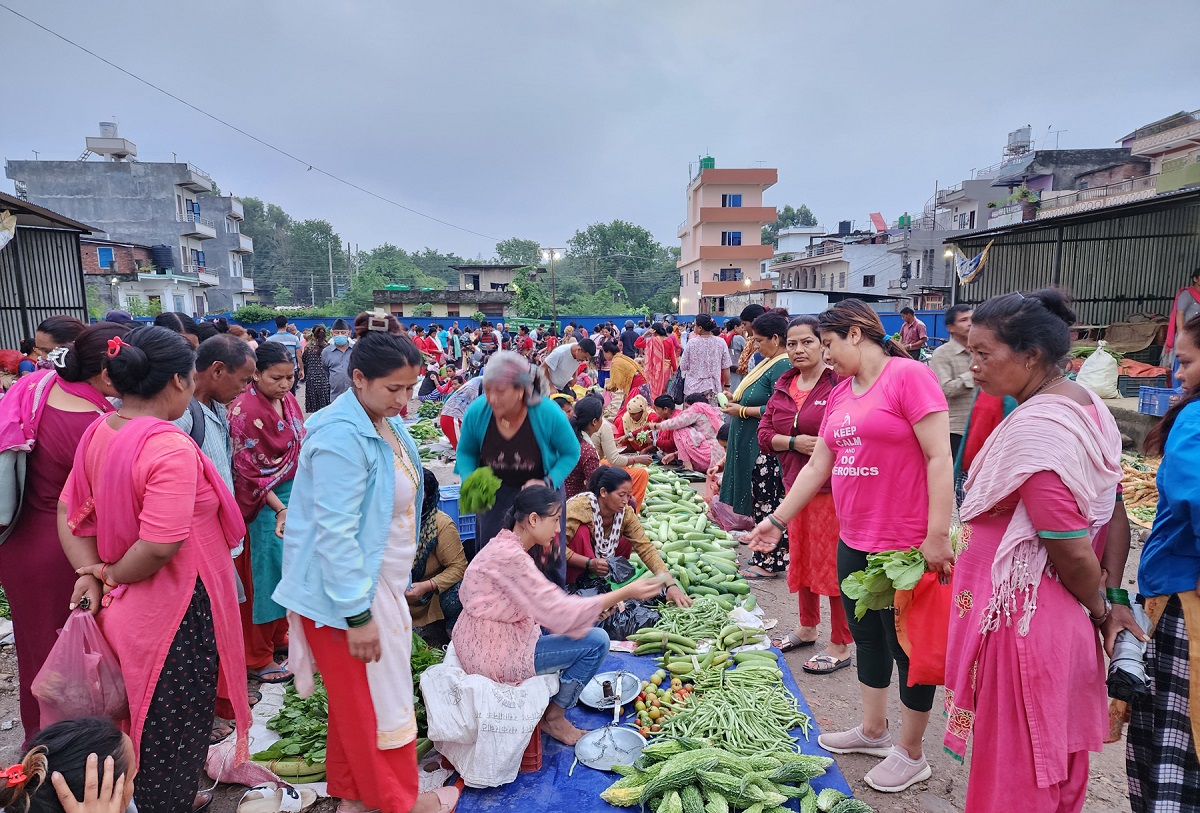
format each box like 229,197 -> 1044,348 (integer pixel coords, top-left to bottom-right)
199,196 -> 255,311
5,123 -> 254,316
1036,108 -> 1200,219
677,159 -> 776,316
80,236 -> 151,312
372,263 -> 544,319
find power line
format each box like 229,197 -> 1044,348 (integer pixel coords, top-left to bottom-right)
0,2 -> 503,244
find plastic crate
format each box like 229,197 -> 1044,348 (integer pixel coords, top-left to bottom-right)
437,484 -> 476,541
1124,345 -> 1165,365
1118,374 -> 1168,398
1137,386 -> 1182,417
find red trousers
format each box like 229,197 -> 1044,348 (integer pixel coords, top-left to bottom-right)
302,617 -> 419,813
234,546 -> 288,671
439,414 -> 459,448
798,587 -> 853,646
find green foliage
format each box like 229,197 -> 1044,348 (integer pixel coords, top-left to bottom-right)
495,237 -> 542,266
272,283 -> 294,306
840,548 -> 926,619
411,302 -> 433,317
471,310 -> 486,323
512,272 -> 552,318
232,304 -> 280,323
461,467 -> 503,513
231,303 -> 341,324
762,204 -> 818,247
566,220 -> 678,310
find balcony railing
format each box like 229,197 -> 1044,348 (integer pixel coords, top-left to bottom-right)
1038,175 -> 1158,212
805,243 -> 844,259
1126,109 -> 1200,144
187,163 -> 211,180
177,212 -> 216,228
179,264 -> 204,277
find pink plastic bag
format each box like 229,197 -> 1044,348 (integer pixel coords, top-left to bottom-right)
32,609 -> 128,727
709,498 -> 753,532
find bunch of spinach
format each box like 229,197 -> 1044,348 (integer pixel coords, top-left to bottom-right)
840,548 -> 927,620
252,675 -> 328,764
412,633 -> 445,738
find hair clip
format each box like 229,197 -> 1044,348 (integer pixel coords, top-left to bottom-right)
46,346 -> 69,368
366,316 -> 389,333
1,765 -> 28,787
106,336 -> 129,357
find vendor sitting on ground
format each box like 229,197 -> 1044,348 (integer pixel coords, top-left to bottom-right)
617,394 -> 655,452
649,394 -> 679,458
408,469 -> 468,644
452,486 -> 666,745
565,466 -> 692,607
655,392 -> 723,472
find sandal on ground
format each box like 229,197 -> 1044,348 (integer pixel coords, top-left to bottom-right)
210,717 -> 235,744
775,632 -> 817,652
739,567 -> 779,581
248,665 -> 294,684
274,645 -> 289,663
248,687 -> 263,707
195,790 -> 214,813
239,783 -> 317,813
802,653 -> 852,675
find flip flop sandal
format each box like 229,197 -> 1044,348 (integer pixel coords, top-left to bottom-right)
239,783 -> 318,813
248,688 -> 263,707
194,790 -> 214,813
210,717 -> 235,744
775,632 -> 817,653
274,646 -> 290,663
248,667 -> 294,684
739,568 -> 779,581
802,653 -> 852,675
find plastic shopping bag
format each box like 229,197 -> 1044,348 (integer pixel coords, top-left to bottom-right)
31,610 -> 128,727
893,571 -> 951,687
1077,341 -> 1120,399
709,498 -> 753,532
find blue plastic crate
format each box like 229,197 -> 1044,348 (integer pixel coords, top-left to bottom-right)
1137,386 -> 1182,417
437,484 -> 476,541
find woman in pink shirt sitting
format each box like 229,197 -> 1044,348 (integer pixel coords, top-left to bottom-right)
746,299 -> 953,795
452,486 -> 665,745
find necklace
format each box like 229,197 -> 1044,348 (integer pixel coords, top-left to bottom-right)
378,420 -> 420,491
1032,374 -> 1066,398
115,411 -> 134,420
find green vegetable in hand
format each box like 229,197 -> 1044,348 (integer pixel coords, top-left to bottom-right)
460,467 -> 503,513
840,548 -> 927,620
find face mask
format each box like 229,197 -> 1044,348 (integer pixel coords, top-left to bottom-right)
332,335 -> 349,347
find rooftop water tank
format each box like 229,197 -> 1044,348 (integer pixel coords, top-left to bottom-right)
699,156 -> 715,170
150,245 -> 175,274
98,122 -> 118,138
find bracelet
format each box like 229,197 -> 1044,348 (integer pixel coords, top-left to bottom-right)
275,507 -> 287,516
1090,598 -> 1112,627
788,437 -> 796,452
739,407 -> 748,419
346,610 -> 373,628
1106,587 -> 1131,607
585,558 -> 592,574
767,514 -> 787,532
99,562 -> 118,589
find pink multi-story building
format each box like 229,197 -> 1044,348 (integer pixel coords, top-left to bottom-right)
677,160 -> 777,316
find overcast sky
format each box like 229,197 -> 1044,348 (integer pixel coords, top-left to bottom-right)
2,0 -> 1198,259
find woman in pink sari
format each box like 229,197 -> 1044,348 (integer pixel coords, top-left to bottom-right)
947,291 -> 1124,813
635,322 -> 676,400
0,322 -> 127,744
654,392 -> 722,471
230,341 -> 306,684
60,326 -> 250,813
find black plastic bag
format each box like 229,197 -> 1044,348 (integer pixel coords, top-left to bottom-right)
599,600 -> 660,641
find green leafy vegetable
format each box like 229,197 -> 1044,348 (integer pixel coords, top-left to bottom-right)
460,467 -> 503,513
252,676 -> 329,764
840,548 -> 927,619
418,400 -> 443,420
407,419 -> 442,442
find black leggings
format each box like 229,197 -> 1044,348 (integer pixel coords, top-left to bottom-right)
837,541 -> 936,713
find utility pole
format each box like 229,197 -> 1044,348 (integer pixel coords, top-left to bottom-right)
328,240 -> 335,304
311,274 -> 316,306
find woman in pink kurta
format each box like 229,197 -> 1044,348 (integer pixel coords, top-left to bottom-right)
59,327 -> 249,813
635,323 -> 676,400
654,393 -> 722,471
947,291 -> 1123,813
452,486 -> 665,745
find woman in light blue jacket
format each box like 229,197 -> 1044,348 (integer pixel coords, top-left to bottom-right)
273,328 -> 458,813
455,351 -> 580,584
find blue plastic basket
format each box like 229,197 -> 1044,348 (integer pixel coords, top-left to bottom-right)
1137,386 -> 1181,417
437,484 -> 476,541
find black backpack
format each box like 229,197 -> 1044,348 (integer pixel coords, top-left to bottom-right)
186,399 -> 206,448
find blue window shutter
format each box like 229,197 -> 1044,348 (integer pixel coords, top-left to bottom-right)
198,251 -> 205,267
97,247 -> 114,268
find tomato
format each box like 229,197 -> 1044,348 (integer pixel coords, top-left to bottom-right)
634,700 -> 646,712
639,726 -> 651,737
647,708 -> 661,721
649,696 -> 661,708
650,724 -> 661,733
670,678 -> 683,690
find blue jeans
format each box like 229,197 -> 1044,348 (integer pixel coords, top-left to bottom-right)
533,627 -> 610,709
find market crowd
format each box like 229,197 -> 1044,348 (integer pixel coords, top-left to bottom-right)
0,284 -> 1193,813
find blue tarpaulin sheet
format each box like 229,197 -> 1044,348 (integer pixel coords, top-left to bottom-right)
457,648 -> 852,811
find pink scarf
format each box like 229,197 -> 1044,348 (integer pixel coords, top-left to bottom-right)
229,386 -> 305,519
0,370 -> 113,452
960,391 -> 1122,636
64,417 -> 250,762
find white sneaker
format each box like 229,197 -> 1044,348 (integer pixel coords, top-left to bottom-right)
863,746 -> 932,793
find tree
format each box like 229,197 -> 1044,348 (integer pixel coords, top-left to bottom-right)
495,237 -> 542,267
512,272 -> 551,318
566,220 -> 676,307
761,204 -> 818,247
273,284 -> 293,306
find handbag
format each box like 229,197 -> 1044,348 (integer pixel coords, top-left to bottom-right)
0,373 -> 55,543
668,371 -> 685,404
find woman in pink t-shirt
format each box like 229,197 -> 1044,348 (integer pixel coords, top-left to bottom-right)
746,299 -> 952,795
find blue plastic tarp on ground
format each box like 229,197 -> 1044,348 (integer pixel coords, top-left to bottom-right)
457,648 -> 852,812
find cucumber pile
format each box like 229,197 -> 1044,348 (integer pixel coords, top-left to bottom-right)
638,468 -> 752,601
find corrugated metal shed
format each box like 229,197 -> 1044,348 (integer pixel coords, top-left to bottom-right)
0,191 -> 92,348
948,188 -> 1200,326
